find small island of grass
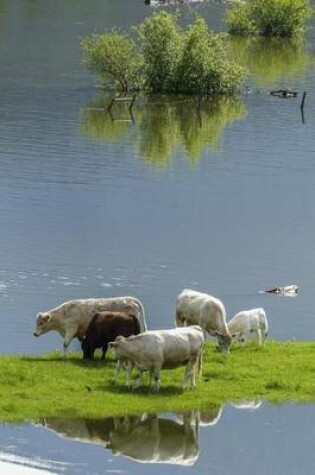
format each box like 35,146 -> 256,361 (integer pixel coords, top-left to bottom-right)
0,340 -> 314,423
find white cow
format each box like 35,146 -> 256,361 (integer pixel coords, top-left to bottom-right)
33,297 -> 146,357
175,289 -> 232,352
110,326 -> 204,390
227,308 -> 268,346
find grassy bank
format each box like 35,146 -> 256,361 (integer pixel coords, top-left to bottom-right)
0,341 -> 314,423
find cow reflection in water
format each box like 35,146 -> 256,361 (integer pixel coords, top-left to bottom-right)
109,412 -> 199,465
230,400 -> 262,410
41,403 -> 266,465
41,407 -> 222,466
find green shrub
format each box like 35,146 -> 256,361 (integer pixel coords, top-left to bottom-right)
176,17 -> 245,95
226,0 -> 313,37
81,31 -> 144,92
226,3 -> 257,36
81,13 -> 246,95
137,11 -> 184,93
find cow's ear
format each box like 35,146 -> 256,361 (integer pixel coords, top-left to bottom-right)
109,341 -> 117,348
42,314 -> 51,323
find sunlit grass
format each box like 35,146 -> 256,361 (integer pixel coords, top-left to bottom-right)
0,340 -> 314,423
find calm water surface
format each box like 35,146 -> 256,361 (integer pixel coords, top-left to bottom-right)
0,0 -> 315,354
0,0 -> 315,472
0,403 -> 315,474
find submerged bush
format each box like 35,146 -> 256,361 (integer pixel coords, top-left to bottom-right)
226,0 -> 313,37
82,12 -> 246,95
177,17 -> 245,95
81,31 -> 144,92
138,12 -> 184,93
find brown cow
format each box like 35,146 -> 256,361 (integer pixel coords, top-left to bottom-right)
81,311 -> 141,360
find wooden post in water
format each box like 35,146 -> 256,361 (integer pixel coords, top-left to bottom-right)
300,91 -> 306,124
300,91 -> 307,111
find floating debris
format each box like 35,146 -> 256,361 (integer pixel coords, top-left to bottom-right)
270,89 -> 298,98
265,285 -> 299,295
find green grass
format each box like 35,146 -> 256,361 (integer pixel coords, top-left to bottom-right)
0,341 -> 314,423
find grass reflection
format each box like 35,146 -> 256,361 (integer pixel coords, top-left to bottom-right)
80,95 -> 246,168
228,37 -> 312,87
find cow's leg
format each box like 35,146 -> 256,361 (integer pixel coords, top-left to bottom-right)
262,329 -> 268,346
101,342 -> 108,360
113,359 -> 122,382
257,329 -> 263,346
152,366 -> 161,391
181,360 -> 196,389
125,360 -> 133,388
62,331 -> 75,359
197,351 -> 203,377
134,368 -> 144,389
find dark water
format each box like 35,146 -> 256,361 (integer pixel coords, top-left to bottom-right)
0,1 -> 315,472
1,403 -> 315,474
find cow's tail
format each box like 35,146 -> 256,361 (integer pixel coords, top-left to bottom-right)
197,350 -> 203,377
134,298 -> 147,332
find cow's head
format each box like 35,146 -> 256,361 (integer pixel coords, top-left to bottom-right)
33,312 -> 52,337
108,335 -> 126,359
109,335 -> 125,349
215,331 -> 232,353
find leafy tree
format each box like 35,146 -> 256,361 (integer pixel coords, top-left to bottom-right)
176,17 -> 246,95
81,13 -> 246,95
226,0 -> 313,37
81,31 -> 144,93
137,11 -> 184,93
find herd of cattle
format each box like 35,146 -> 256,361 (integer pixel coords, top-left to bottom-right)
33,289 -> 268,391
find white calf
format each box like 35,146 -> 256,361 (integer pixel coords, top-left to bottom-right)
227,308 -> 268,346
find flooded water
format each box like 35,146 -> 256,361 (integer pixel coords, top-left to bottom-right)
1,0 -> 315,472
0,403 -> 315,474
0,0 -> 315,355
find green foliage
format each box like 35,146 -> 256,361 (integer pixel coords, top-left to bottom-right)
0,341 -> 314,422
226,0 -> 313,37
138,11 -> 184,93
81,31 -> 144,92
177,17 -> 245,95
226,3 -> 257,36
81,12 -> 246,95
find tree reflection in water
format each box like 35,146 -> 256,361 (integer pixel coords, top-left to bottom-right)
228,37 -> 313,88
80,95 -> 246,168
